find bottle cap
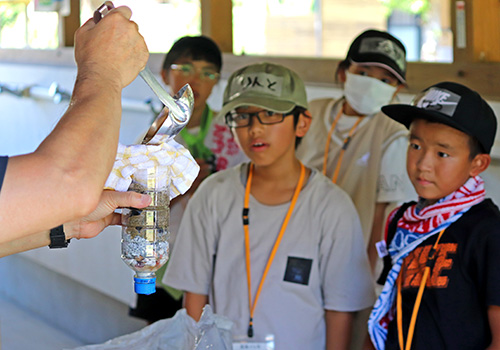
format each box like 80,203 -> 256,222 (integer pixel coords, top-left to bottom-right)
134,276 -> 156,295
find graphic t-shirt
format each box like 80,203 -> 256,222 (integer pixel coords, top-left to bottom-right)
383,199 -> 500,350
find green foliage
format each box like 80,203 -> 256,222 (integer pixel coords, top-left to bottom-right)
379,0 -> 430,15
0,4 -> 23,29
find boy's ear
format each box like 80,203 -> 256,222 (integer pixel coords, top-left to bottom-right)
161,69 -> 169,85
469,154 -> 491,177
295,111 -> 312,138
337,68 -> 347,83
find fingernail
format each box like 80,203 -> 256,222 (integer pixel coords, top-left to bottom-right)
141,194 -> 152,206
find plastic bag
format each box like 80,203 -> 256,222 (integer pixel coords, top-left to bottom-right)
69,305 -> 233,350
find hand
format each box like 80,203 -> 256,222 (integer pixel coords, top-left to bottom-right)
190,158 -> 212,193
65,190 -> 151,240
74,2 -> 149,90
196,158 -> 213,181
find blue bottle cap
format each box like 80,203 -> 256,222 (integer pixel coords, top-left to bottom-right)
134,276 -> 156,295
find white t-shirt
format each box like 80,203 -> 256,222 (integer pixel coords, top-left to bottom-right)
164,164 -> 375,350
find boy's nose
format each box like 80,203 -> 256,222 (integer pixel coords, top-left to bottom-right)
187,74 -> 201,86
416,151 -> 433,171
247,115 -> 265,132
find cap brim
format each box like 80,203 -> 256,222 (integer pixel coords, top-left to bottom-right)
217,95 -> 296,121
351,60 -> 406,85
382,104 -> 470,135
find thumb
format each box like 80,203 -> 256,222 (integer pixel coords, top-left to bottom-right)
102,190 -> 152,209
111,5 -> 133,21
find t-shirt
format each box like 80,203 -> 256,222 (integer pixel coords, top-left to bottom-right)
164,163 -> 375,350
383,199 -> 500,350
0,156 -> 8,192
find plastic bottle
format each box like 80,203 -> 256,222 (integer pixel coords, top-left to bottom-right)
121,166 -> 170,295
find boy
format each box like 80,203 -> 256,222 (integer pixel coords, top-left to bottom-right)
130,36 -> 246,324
296,30 -> 415,272
165,62 -> 375,349
368,82 -> 500,350
161,35 -> 247,178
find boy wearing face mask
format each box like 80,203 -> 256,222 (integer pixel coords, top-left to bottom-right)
297,30 -> 415,350
297,29 -> 415,274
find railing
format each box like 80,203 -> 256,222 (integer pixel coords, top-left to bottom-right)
0,82 -> 162,115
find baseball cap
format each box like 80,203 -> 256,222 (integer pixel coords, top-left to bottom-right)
346,29 -> 407,84
219,62 -> 308,118
382,82 -> 497,154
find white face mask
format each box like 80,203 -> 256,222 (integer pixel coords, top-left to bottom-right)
343,71 -> 398,115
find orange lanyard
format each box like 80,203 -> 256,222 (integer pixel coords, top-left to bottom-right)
322,106 -> 364,183
397,229 -> 446,350
243,162 -> 306,338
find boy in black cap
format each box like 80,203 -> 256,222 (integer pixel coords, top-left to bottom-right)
297,29 -> 415,274
368,82 -> 500,350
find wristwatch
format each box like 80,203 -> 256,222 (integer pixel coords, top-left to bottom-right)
49,225 -> 70,249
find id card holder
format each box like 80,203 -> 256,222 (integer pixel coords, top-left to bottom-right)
375,240 -> 388,258
233,334 -> 275,350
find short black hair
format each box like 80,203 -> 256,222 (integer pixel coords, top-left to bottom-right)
468,135 -> 485,160
292,106 -> 307,148
335,59 -> 351,83
162,36 -> 222,72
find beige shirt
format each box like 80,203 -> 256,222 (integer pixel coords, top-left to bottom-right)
297,97 -> 412,244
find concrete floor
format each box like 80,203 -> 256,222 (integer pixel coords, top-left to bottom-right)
0,294 -> 84,350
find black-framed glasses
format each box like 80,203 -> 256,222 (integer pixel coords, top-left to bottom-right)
225,110 -> 294,128
170,63 -> 220,82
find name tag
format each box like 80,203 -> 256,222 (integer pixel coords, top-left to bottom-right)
233,334 -> 275,350
233,343 -> 269,350
376,240 -> 388,258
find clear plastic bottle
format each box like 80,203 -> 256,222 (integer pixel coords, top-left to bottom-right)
121,166 -> 170,294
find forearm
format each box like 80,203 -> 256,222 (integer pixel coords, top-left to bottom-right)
184,291 -> 208,322
0,84 -> 122,242
0,5 -> 148,243
367,202 -> 389,273
0,190 -> 151,255
487,305 -> 500,350
37,76 -> 123,188
0,223 -> 74,258
0,231 -> 51,258
325,309 -> 354,350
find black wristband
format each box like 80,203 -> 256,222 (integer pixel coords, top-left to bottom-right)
49,225 -> 70,249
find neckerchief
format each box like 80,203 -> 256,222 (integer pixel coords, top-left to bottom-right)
179,104 -> 214,159
368,176 -> 486,350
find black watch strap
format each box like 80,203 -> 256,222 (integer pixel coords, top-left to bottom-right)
49,225 -> 70,249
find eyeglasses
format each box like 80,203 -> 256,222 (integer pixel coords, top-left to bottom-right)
225,110 -> 294,128
170,63 -> 220,82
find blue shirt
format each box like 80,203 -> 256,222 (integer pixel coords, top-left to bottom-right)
0,156 -> 8,191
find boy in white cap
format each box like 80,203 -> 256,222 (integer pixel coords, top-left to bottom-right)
369,82 -> 500,350
165,62 -> 374,349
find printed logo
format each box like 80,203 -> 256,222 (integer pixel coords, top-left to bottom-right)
401,242 -> 457,289
283,256 -> 312,285
413,87 -> 461,117
358,37 -> 406,71
229,73 -> 284,101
